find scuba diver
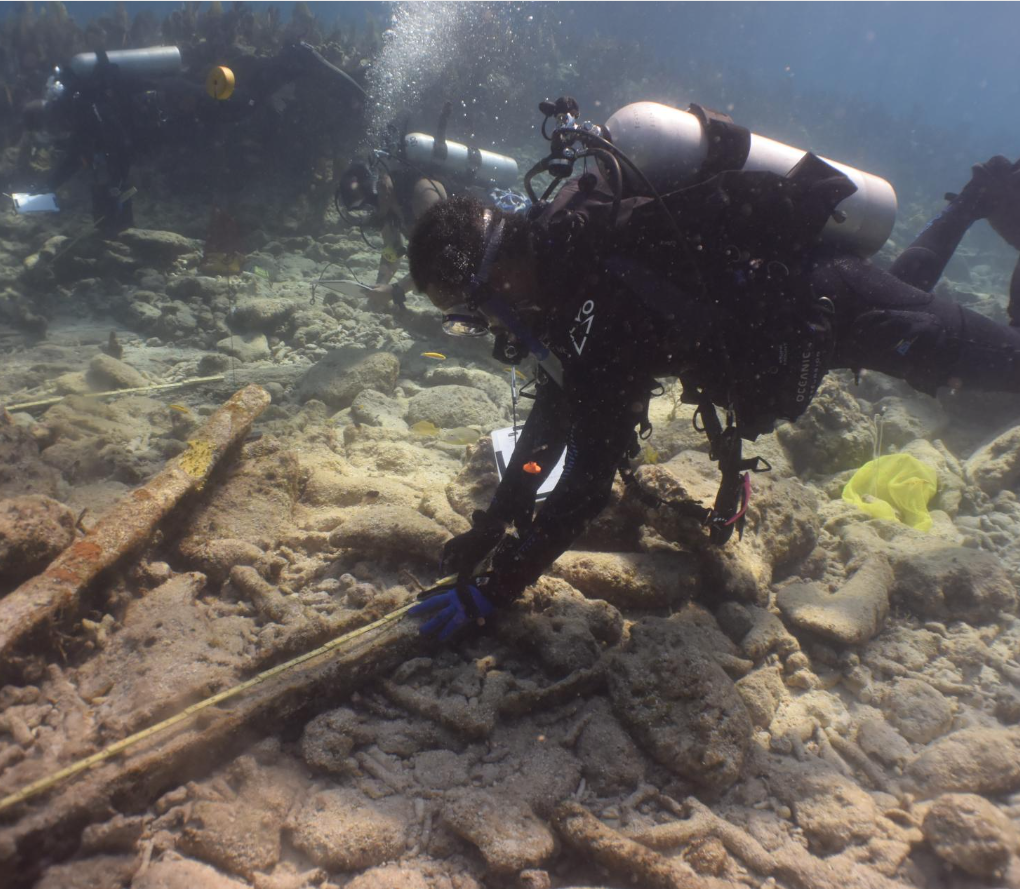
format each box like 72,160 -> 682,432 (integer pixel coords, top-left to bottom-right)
337,102 -> 519,310
405,97 -> 1020,639
338,157 -> 448,310
19,47 -> 184,234
17,43 -> 365,235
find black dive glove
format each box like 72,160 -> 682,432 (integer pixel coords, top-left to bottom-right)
950,156 -> 1020,247
440,510 -> 506,577
984,159 -> 1020,252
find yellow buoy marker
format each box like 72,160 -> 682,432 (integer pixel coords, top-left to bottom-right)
206,65 -> 235,100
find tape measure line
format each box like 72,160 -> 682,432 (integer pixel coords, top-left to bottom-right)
0,601 -> 415,813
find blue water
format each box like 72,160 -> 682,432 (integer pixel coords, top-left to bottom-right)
577,3 -> 1020,155
3,1 -> 1017,202
6,2 -> 1017,154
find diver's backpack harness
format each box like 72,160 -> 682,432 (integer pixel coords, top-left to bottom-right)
619,397 -> 770,546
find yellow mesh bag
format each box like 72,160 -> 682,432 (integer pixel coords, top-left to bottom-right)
841,453 -> 938,531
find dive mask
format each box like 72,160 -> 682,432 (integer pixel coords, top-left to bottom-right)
439,209 -> 564,384
441,306 -> 489,337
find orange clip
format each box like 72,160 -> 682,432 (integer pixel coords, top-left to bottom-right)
523,461 -> 542,475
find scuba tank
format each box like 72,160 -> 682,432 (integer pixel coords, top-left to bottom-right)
68,46 -> 182,80
603,101 -> 897,257
402,133 -> 518,189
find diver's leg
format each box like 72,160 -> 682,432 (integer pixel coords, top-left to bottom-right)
1010,257 -> 1020,326
888,195 -> 981,292
816,255 -> 1020,394
889,157 -> 1020,292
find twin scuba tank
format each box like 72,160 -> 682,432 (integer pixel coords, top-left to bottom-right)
600,101 -> 897,257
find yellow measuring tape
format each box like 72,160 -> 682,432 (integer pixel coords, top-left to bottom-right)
0,601 -> 417,813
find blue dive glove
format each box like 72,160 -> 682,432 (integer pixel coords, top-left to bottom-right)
408,581 -> 495,640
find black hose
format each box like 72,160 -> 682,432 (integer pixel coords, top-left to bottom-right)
579,146 -> 623,230
540,178 -> 564,203
524,157 -> 548,203
570,128 -> 706,298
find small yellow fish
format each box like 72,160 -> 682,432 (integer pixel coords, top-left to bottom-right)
421,352 -> 447,360
410,420 -> 440,437
168,403 -> 190,414
439,426 -> 481,445
642,444 -> 661,465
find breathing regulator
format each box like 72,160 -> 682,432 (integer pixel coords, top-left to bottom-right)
528,96 -> 897,257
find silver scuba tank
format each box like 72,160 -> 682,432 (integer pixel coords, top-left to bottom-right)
402,133 -> 519,189
68,46 -> 182,80
603,101 -> 897,257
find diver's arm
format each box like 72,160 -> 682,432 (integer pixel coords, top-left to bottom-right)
889,157 -> 1020,292
488,377 -> 642,601
487,372 -> 571,532
375,219 -> 403,286
373,172 -> 404,286
438,376 -> 569,581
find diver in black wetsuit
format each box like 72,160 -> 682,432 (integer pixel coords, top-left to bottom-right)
403,150 -> 1020,639
337,159 -> 448,310
20,43 -> 364,234
21,55 -> 163,234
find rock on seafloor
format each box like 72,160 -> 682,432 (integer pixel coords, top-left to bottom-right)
299,350 -> 400,410
551,550 -> 700,608
287,788 -> 408,871
964,422 -> 1020,494
443,788 -> 555,874
117,228 -> 201,264
406,383 -> 505,429
132,856 -> 251,888
216,332 -> 271,363
0,494 -> 76,586
891,546 -> 1017,624
607,617 -> 752,791
906,726 -> 1020,797
879,677 -> 955,744
86,353 -> 149,390
777,554 -> 893,645
922,792 -> 1018,878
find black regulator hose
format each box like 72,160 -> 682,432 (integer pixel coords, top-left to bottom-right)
579,146 -> 623,230
574,128 -> 706,297
524,157 -> 549,203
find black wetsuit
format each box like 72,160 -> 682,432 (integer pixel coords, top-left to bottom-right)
480,174 -> 1020,602
44,63 -> 159,233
